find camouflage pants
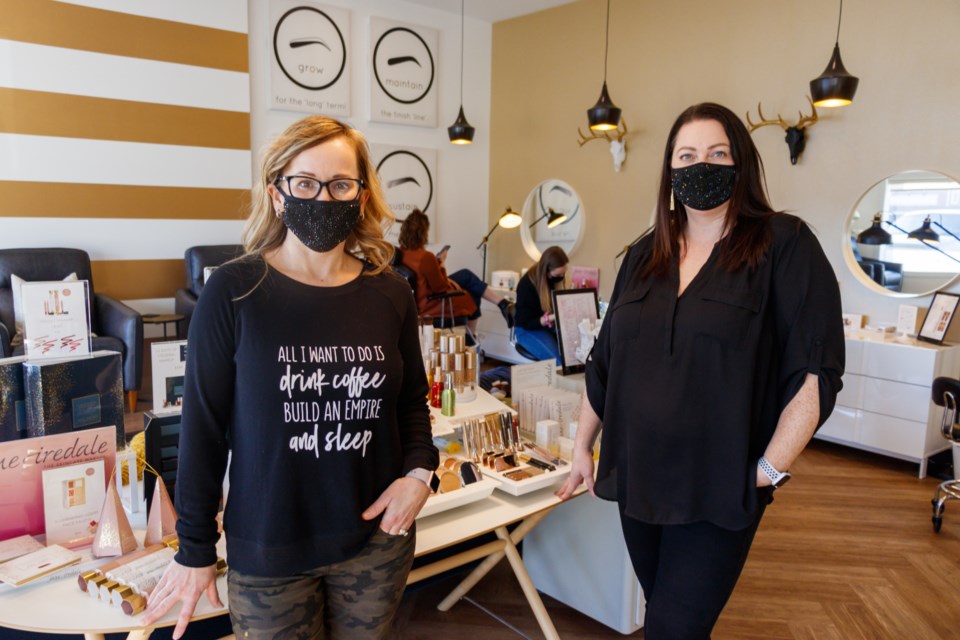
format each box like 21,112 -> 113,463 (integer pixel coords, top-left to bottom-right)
227,526 -> 415,640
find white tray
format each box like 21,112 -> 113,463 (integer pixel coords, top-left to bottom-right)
478,461 -> 570,497
416,476 -> 500,519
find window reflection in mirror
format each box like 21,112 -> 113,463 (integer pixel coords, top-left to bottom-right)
848,170 -> 960,297
520,179 -> 585,260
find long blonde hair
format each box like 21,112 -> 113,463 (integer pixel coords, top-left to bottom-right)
242,116 -> 395,274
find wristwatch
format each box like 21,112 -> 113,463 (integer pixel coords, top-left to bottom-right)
406,468 -> 440,492
758,456 -> 791,488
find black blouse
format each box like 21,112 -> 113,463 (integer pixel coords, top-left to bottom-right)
586,214 -> 844,530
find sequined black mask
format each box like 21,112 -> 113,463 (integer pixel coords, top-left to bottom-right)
280,194 -> 361,253
670,163 -> 736,211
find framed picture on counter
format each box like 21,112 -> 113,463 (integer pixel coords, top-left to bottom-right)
918,291 -> 960,344
551,288 -> 599,376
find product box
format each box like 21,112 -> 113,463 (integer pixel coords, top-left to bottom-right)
0,356 -> 28,442
151,340 -> 187,413
0,426 -> 116,541
23,350 -> 124,448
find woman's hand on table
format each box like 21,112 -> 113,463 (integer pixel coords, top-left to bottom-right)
141,560 -> 221,639
362,477 -> 430,535
556,446 -> 595,500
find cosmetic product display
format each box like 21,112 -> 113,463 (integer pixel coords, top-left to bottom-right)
441,373 -> 456,417
23,350 -> 125,448
418,455 -> 499,520
425,337 -> 478,407
514,384 -> 582,446
0,356 -> 28,442
535,419 -> 561,457
78,539 -> 226,616
456,411 -> 569,496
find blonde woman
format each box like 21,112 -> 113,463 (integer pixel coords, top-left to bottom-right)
143,116 -> 437,639
514,245 -> 569,363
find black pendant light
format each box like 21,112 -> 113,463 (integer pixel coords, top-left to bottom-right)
856,213 -> 892,245
907,216 -> 940,244
586,0 -> 620,131
810,0 -> 859,107
448,0 -> 475,144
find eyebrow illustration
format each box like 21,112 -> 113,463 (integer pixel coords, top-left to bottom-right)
387,56 -> 421,67
549,184 -> 573,197
289,38 -> 332,50
387,176 -> 421,189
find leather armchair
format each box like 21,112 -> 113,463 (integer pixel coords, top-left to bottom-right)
859,258 -> 904,292
175,245 -> 244,336
0,248 -> 143,411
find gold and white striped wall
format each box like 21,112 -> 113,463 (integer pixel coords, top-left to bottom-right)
0,0 -> 251,311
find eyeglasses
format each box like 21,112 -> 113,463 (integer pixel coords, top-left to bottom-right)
275,176 -> 364,202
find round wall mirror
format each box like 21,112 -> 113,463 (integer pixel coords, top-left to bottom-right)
519,179 -> 586,260
846,170 -> 960,297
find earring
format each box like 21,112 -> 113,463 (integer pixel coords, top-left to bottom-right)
274,208 -> 281,219
669,190 -> 675,212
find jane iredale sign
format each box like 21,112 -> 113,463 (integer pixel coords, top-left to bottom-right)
370,18 -> 438,127
270,1 -> 350,116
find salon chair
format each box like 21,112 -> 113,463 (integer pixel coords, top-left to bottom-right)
392,248 -> 478,346
931,376 -> 960,533
0,248 -> 144,412
507,306 -> 538,362
175,244 -> 244,336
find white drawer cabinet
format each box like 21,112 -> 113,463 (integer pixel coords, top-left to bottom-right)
815,337 -> 960,478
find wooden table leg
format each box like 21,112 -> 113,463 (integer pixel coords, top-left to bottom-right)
496,524 -> 560,640
83,634 -> 106,640
435,508 -> 552,613
124,630 -> 153,640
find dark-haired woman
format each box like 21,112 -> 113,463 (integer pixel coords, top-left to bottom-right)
398,209 -> 512,335
558,103 -> 844,639
513,246 -> 569,363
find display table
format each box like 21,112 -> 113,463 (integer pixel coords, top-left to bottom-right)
0,538 -> 230,640
411,487 -> 580,640
0,488 -> 578,640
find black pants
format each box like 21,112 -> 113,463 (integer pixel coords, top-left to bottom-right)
619,489 -> 773,640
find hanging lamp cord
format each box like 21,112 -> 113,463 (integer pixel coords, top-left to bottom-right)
460,0 -> 465,104
835,0 -> 843,45
603,0 -> 611,81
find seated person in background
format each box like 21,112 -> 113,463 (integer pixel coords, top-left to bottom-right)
398,209 -> 513,335
514,246 -> 569,364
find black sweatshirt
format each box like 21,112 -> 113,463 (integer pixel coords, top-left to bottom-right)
514,274 -> 557,334
173,257 -> 437,577
586,214 -> 844,529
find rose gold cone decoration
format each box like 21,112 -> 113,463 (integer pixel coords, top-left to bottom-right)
92,476 -> 138,557
144,480 -> 178,546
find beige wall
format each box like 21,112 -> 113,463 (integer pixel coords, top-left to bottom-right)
489,0 -> 960,336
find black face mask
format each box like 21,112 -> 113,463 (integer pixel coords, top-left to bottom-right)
548,275 -> 565,286
279,193 -> 361,253
671,162 -> 736,211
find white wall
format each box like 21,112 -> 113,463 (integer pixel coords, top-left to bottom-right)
247,0 -> 493,278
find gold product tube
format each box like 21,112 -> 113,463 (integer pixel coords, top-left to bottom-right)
453,353 -> 464,392
464,349 -> 476,385
441,352 -> 454,373
111,585 -> 135,608
122,593 -> 147,616
454,334 -> 465,353
432,328 -> 442,349
429,350 -> 440,369
87,575 -> 109,598
78,570 -> 100,591
99,580 -> 120,601
440,334 -> 451,353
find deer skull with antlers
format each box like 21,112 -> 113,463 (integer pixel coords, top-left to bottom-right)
746,97 -> 818,165
578,119 -> 628,172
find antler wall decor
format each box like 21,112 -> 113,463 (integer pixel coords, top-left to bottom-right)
578,119 -> 628,172
746,97 -> 819,165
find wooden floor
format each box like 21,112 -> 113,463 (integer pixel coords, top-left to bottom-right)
391,440 -> 960,639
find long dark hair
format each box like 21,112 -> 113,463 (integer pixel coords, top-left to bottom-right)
527,246 -> 569,313
643,103 -> 777,278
